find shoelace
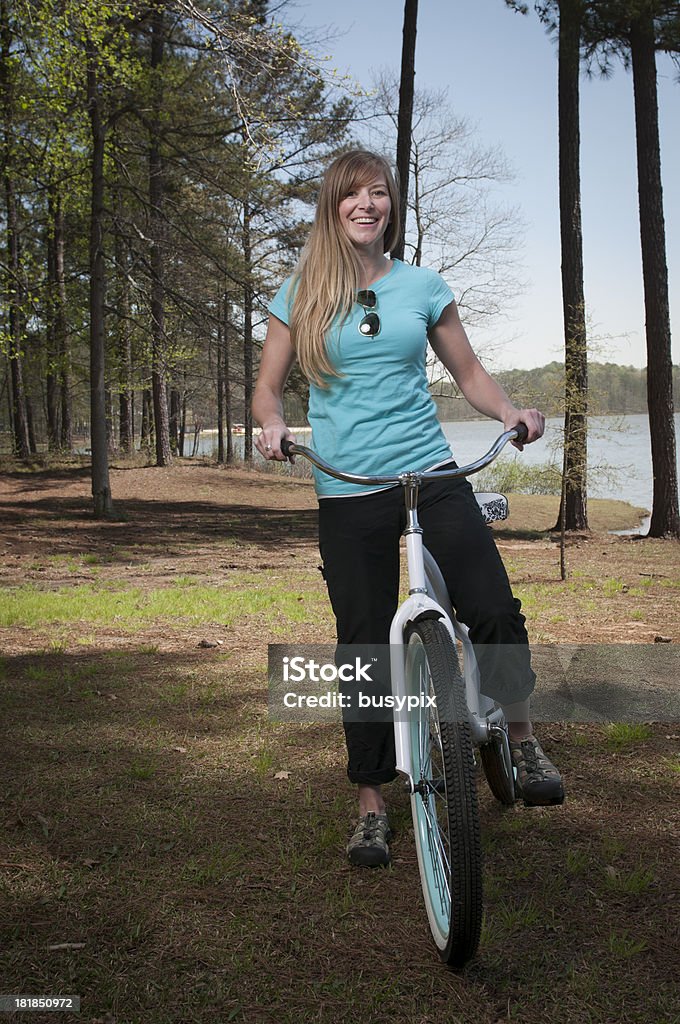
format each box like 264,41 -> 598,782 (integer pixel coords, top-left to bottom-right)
520,740 -> 543,781
359,813 -> 384,841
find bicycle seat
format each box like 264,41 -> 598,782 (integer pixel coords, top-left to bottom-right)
474,491 -> 509,524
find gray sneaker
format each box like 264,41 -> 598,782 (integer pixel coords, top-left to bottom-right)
347,812 -> 392,867
510,735 -> 565,806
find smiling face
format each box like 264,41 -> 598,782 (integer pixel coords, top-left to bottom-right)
337,177 -> 392,254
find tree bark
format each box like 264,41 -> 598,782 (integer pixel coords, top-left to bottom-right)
217,319 -> 225,463
630,9 -> 679,538
46,186 -> 60,451
179,369 -> 187,457
86,37 -> 113,516
224,293 -> 234,464
1,0 -> 29,458
106,385 -> 116,452
54,191 -> 72,452
149,5 -> 172,467
169,385 -> 181,454
242,193 -> 253,464
392,0 -> 418,262
553,0 -> 588,533
46,184 -> 72,451
113,189 -> 133,453
141,386 -> 153,452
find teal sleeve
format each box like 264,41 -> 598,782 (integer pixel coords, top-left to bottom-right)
268,276 -> 295,326
428,271 -> 455,327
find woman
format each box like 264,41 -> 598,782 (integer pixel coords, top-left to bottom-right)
253,149 -> 564,868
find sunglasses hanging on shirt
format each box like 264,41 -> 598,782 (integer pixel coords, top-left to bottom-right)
357,289 -> 381,337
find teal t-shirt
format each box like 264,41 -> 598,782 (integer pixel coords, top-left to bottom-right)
269,259 -> 454,497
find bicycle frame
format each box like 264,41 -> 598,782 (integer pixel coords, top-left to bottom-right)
389,478 -> 506,793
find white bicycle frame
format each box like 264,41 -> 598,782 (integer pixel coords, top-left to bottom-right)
389,481 -> 508,792
281,428 -> 523,794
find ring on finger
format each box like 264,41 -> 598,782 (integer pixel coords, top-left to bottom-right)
264,444 -> 273,451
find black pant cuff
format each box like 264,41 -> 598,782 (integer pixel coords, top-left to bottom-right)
347,768 -> 399,786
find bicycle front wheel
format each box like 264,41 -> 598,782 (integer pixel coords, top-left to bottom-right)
405,618 -> 482,968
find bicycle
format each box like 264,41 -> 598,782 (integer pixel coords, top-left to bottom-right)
281,425 -> 527,968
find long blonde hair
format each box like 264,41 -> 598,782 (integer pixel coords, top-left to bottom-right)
289,150 -> 400,387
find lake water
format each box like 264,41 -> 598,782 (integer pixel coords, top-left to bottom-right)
442,414 -> 680,513
194,413 -> 680,514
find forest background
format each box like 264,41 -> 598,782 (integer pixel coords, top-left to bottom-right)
1,0 -> 678,531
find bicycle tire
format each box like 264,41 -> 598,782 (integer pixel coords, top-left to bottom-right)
480,730 -> 517,806
404,618 -> 482,968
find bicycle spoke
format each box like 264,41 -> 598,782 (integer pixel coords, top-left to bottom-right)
420,796 -> 451,911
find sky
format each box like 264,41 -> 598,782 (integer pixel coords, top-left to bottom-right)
284,0 -> 679,371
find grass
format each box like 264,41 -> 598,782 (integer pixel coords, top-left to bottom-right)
603,862 -> 656,894
605,722 -> 654,750
608,931 -> 649,959
0,577 -> 323,630
565,848 -> 590,876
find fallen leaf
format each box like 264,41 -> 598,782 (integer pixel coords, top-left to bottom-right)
172,746 -> 188,754
273,770 -> 290,780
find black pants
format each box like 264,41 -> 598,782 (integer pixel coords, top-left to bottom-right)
318,470 -> 536,786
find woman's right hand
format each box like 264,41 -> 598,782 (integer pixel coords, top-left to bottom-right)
255,419 -> 295,462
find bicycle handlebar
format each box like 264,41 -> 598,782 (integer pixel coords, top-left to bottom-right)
279,423 -> 528,487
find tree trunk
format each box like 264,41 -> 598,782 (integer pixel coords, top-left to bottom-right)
54,190 -> 72,452
86,37 -> 113,516
169,385 -> 181,454
25,390 -> 36,454
46,186 -> 60,451
47,183 -> 71,452
552,0 -> 588,533
393,0 -> 418,262
113,190 -> 133,453
149,5 -> 172,467
141,386 -> 153,451
412,143 -> 423,266
630,10 -> 679,538
1,0 -> 30,458
242,194 -> 253,464
217,319 -> 225,463
224,294 -> 234,464
180,369 -> 187,457
105,385 -> 116,453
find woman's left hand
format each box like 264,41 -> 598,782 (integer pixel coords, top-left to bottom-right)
504,408 -> 545,450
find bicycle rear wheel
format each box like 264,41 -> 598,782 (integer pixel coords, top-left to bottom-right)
405,618 -> 482,968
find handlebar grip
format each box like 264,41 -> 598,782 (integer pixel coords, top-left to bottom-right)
514,423 -> 529,444
281,438 -> 296,458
